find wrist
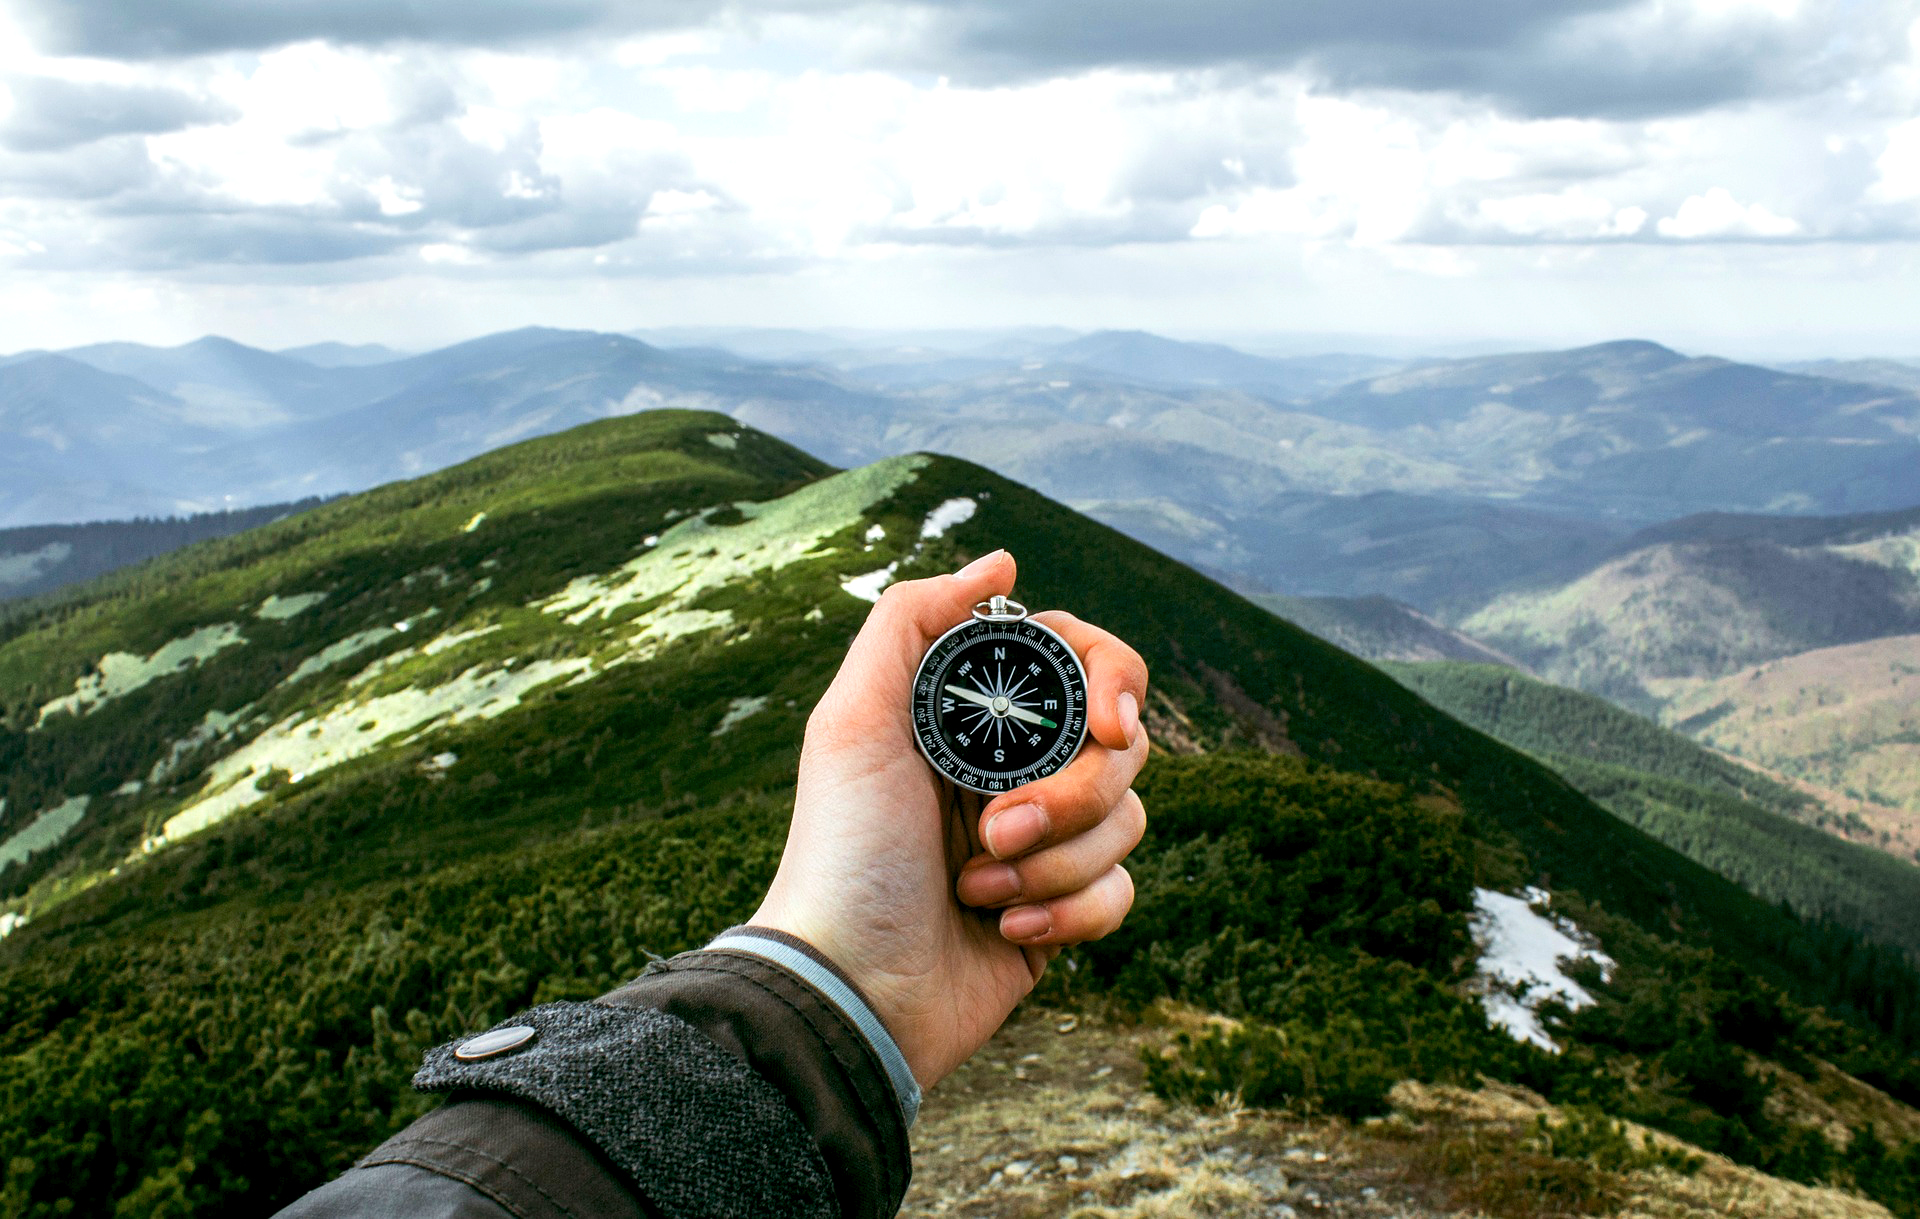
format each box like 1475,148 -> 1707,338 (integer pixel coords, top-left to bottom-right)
705,925 -> 923,1126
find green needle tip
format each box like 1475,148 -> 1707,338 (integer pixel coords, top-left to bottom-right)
1039,717 -> 1058,729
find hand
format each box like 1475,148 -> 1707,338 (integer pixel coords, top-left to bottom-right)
749,549 -> 1149,1088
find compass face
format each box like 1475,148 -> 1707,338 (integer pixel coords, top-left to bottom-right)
912,616 -> 1088,794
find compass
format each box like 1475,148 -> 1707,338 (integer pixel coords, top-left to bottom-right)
911,595 -> 1089,794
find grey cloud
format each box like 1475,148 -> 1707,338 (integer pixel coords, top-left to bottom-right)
0,136 -> 159,199
0,75 -> 235,151
899,0 -> 1898,118
10,0 -> 724,58
11,0 -> 1896,121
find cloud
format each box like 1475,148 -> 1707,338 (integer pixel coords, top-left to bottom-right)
0,75 -> 236,151
13,0 -> 1904,123
1655,186 -> 1800,238
9,0 -> 722,59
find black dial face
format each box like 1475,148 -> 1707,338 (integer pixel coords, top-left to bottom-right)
912,617 -> 1088,794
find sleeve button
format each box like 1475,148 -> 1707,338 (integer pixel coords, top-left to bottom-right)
455,1025 -> 538,1061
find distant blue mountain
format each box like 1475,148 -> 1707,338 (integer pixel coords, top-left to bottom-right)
278,341 -> 408,368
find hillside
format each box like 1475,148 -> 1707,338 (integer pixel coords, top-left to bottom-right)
1384,661 -> 1920,956
1461,517 -> 1920,710
0,499 -> 329,604
1656,635 -> 1920,821
2,411 -> 1918,1216
1253,593 -> 1521,666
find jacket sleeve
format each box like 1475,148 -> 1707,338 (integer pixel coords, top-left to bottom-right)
273,927 -> 917,1219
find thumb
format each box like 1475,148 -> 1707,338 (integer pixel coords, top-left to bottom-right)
838,550 -> 1019,685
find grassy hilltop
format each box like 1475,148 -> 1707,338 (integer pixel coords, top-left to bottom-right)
1,411 -> 1917,1217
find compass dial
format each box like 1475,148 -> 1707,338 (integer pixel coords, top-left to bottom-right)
912,616 -> 1088,794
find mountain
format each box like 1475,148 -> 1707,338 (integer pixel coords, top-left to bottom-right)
1659,634 -> 1920,820
1385,661 -> 1920,950
1461,509 -> 1920,710
11,329 -> 1920,624
62,335 -> 367,426
0,354 -> 231,524
1036,329 -> 1398,396
0,499 -> 329,605
1304,340 -> 1920,518
278,341 -> 408,367
1778,358 -> 1920,395
1253,593 -> 1522,666
3,410 -> 1918,1215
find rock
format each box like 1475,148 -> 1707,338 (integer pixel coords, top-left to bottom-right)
1057,1155 -> 1079,1173
1003,1160 -> 1033,1179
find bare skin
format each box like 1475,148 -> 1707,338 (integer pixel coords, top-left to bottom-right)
751,549 -> 1150,1089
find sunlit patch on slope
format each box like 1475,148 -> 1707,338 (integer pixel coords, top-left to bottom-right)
283,627 -> 399,686
1471,887 -> 1614,1052
0,796 -> 90,872
36,625 -> 247,726
255,593 -> 327,620
149,656 -> 594,851
150,709 -> 248,784
706,432 -> 739,450
542,455 -> 929,628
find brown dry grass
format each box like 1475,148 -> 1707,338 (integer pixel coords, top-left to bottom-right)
903,1004 -> 1895,1219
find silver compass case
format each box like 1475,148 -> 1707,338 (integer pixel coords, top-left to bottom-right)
911,595 -> 1090,794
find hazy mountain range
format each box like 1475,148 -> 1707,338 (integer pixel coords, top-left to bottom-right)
7,326 -> 1919,619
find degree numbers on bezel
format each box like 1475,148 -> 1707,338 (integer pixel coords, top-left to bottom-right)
911,618 -> 1088,794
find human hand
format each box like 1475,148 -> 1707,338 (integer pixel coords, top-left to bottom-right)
749,550 -> 1149,1088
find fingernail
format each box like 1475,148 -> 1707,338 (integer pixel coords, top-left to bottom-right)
984,804 -> 1047,858
1117,691 -> 1141,744
957,549 -> 1007,578
957,862 -> 1021,906
1001,905 -> 1052,942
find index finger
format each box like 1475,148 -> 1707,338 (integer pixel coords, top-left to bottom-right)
1029,610 -> 1147,754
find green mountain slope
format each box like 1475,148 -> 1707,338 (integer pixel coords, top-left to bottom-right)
1461,517 -> 1920,711
3,410 -> 1918,1215
1383,661 -> 1920,961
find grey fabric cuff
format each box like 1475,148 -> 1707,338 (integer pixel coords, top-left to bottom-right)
705,928 -> 923,1128
415,1000 -> 835,1219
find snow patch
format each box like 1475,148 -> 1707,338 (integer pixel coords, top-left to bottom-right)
113,780 -> 143,797
706,432 -> 739,450
920,497 -> 977,540
463,512 -> 488,533
36,624 -> 247,726
842,562 -> 898,602
424,752 -> 458,772
1471,887 -> 1614,1053
713,696 -> 769,736
0,911 -> 24,939
0,796 -> 90,871
864,524 -> 886,542
151,657 -> 594,850
256,592 -> 327,620
541,455 -> 928,628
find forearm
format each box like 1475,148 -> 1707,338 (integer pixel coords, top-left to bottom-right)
275,929 -> 915,1219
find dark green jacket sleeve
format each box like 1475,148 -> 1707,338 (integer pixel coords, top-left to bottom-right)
274,930 -> 915,1219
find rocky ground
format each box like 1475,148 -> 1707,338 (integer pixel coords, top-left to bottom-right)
901,1004 -> 1891,1219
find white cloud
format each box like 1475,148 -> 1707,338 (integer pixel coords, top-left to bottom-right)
1656,186 -> 1801,238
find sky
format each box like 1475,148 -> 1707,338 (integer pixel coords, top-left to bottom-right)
0,0 -> 1917,357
